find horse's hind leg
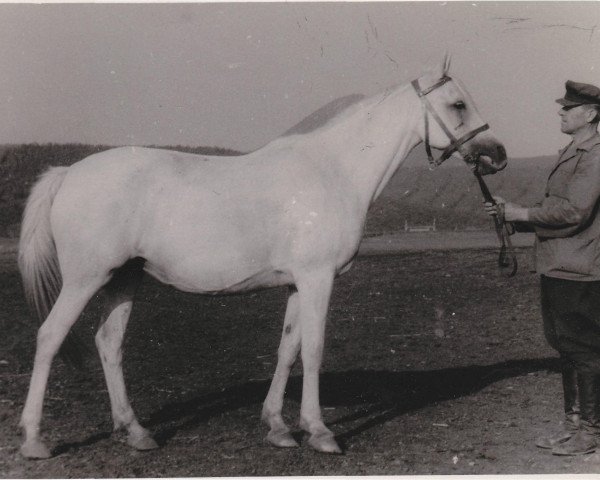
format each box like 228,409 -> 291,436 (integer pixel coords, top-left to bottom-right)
20,281 -> 103,459
95,259 -> 157,451
262,287 -> 301,448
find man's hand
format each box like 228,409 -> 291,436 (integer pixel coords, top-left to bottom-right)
483,196 -> 529,222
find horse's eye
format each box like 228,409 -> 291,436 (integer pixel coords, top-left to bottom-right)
454,101 -> 466,110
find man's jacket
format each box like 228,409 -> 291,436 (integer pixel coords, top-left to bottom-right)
528,133 -> 600,280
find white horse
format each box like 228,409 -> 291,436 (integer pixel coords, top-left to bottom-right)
17,57 -> 507,459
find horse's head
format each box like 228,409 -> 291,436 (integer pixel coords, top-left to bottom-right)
413,56 -> 507,175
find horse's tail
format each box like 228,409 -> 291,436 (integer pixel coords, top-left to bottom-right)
18,167 -> 86,368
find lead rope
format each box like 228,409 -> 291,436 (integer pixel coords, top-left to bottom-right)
473,169 -> 518,277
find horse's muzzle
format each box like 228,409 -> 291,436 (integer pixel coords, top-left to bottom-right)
476,144 -> 507,175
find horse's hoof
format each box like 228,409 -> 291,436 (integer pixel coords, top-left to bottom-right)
266,429 -> 299,448
128,434 -> 159,451
20,439 -> 52,459
307,433 -> 342,454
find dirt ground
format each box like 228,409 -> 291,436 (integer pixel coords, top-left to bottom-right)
1,239 -> 600,476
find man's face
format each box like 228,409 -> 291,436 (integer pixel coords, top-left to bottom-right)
559,104 -> 591,134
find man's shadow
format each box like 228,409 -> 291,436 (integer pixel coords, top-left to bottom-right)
143,356 -> 560,448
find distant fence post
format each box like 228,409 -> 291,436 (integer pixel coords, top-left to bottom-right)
403,218 -> 436,232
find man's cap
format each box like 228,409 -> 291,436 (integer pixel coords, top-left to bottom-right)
556,80 -> 600,107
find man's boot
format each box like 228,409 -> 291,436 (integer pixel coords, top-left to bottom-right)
536,367 -> 579,449
553,373 -> 600,456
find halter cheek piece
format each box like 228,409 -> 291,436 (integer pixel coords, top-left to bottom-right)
411,76 -> 490,169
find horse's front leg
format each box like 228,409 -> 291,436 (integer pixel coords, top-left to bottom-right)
262,287 -> 301,448
296,268 -> 341,454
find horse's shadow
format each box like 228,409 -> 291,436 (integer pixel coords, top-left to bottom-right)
54,356 -> 560,455
145,356 -> 560,447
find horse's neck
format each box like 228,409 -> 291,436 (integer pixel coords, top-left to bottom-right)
316,84 -> 422,209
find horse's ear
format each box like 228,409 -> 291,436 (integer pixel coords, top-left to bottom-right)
421,53 -> 451,86
442,53 -> 451,75
427,54 -> 451,81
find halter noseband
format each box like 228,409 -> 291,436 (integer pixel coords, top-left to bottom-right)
411,76 -> 490,169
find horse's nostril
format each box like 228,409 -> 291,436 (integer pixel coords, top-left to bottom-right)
497,145 -> 507,161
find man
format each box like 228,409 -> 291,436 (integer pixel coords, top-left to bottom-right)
485,80 -> 600,456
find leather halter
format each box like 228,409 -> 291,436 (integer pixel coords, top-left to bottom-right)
412,76 -> 517,277
411,76 -> 490,169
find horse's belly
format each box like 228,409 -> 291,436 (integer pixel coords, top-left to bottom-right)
143,258 -> 292,294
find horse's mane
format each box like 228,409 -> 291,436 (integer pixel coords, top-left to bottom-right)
282,94 -> 366,137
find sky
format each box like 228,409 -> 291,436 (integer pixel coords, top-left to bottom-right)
0,1 -> 598,158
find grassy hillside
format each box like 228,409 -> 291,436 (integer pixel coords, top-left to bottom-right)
0,143 -> 555,237
366,159 -> 553,235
